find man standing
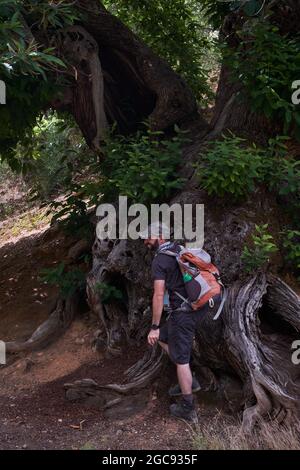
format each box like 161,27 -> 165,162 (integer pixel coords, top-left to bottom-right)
141,222 -> 221,423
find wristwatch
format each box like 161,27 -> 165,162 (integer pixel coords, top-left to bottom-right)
151,324 -> 160,330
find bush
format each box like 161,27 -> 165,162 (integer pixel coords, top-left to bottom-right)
94,282 -> 124,304
46,126 -> 187,237
196,134 -> 266,199
39,263 -> 86,299
48,193 -> 94,241
223,22 -> 300,140
282,230 -> 300,279
103,0 -> 219,104
101,126 -> 187,204
242,224 -> 278,273
15,112 -> 89,199
271,159 -> 300,197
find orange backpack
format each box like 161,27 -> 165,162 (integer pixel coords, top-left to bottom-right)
161,246 -> 226,319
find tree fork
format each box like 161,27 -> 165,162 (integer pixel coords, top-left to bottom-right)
49,0 -> 206,149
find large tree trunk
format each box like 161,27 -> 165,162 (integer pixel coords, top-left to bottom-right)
67,229 -> 300,430
50,0 -> 205,150
67,2 -> 300,430
7,0 -> 299,431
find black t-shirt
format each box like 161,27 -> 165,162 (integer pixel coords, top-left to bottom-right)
151,244 -> 189,310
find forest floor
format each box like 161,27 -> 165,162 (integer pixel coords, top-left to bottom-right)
0,182 -> 222,451
1,173 -> 299,451
0,221 -> 226,450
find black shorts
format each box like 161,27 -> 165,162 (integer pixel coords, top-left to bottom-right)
159,295 -> 221,365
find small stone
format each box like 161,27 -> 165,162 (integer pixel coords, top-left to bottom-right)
75,337 -> 85,345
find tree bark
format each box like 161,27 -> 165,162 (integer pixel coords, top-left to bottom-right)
68,2 -> 300,428
7,0 -> 299,431
50,0 -> 205,150
82,232 -> 300,430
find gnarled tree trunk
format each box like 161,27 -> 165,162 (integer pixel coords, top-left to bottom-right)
6,0 -> 299,432
50,0 -> 204,150
65,1 -> 300,431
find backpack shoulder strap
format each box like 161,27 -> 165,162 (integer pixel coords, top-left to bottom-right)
160,250 -> 178,257
157,243 -> 183,257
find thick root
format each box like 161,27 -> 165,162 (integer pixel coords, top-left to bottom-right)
6,290 -> 80,354
64,346 -> 165,416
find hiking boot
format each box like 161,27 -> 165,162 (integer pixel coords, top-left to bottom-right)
170,400 -> 198,424
168,376 -> 201,397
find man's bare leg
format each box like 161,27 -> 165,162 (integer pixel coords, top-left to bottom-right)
176,363 -> 193,395
159,342 -> 197,400
159,342 -> 193,394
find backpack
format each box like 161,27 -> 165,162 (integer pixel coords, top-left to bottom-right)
160,244 -> 226,320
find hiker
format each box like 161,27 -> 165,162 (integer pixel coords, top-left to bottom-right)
140,222 -> 224,423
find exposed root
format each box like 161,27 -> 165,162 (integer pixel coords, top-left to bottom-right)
64,346 -> 165,414
5,290 -> 81,354
84,229 -> 300,428
223,273 -> 300,431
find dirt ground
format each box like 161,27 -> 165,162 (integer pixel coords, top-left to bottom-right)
1,183 -> 300,451
0,319 -> 198,450
0,214 -> 226,450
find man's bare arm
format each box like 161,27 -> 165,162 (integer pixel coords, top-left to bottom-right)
148,280 -> 165,346
152,279 -> 165,326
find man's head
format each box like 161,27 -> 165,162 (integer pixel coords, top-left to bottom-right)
140,222 -> 170,250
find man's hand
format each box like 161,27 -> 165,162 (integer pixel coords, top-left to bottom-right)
148,329 -> 160,346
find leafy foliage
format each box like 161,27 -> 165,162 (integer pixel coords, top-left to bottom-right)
199,0 -> 266,29
48,192 -> 95,241
282,230 -> 300,279
198,0 -> 232,29
94,282 -> 124,304
261,136 -> 300,227
39,262 -> 86,299
13,112 -> 88,198
22,0 -> 80,30
45,125 -> 187,235
196,133 -> 266,199
270,159 -> 300,198
101,126 -> 187,205
242,224 -> 278,273
224,22 -> 300,139
196,133 -> 300,208
0,1 -> 73,78
103,0 -> 219,103
0,0 -> 80,164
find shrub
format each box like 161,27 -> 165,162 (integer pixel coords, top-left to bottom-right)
271,159 -> 300,197
242,224 -> 278,273
15,113 -> 89,199
94,282 -> 124,304
223,22 -> 300,140
46,125 -> 188,234
48,190 -> 95,241
102,126 -> 187,204
39,263 -> 86,299
282,230 -> 300,279
196,134 -> 266,199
